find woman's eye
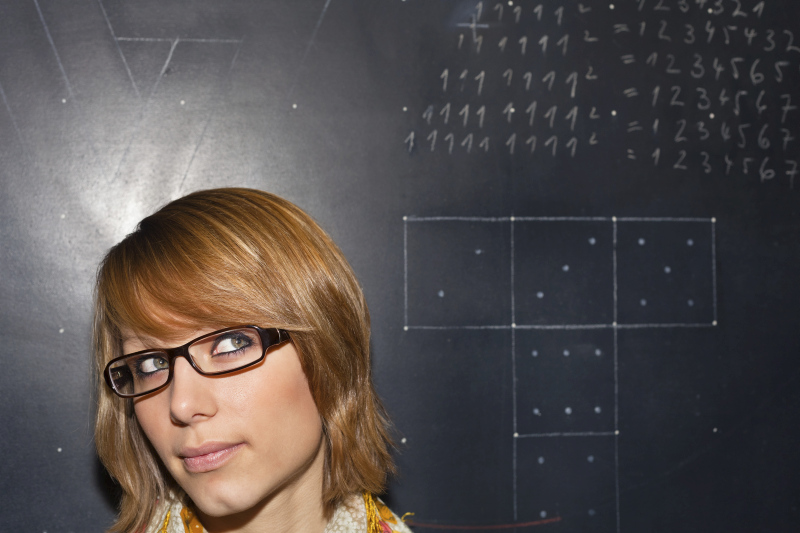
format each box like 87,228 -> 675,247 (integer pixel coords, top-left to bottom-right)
213,333 -> 252,355
137,355 -> 169,374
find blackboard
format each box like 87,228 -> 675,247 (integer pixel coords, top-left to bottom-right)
1,0 -> 799,531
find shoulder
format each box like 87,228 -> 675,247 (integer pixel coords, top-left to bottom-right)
375,497 -> 414,533
325,493 -> 413,533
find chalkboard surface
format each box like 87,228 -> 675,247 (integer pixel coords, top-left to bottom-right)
1,1 -> 799,531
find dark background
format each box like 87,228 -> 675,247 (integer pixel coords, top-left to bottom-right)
1,1 -> 798,531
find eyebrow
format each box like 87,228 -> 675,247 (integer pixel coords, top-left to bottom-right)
120,327 -> 209,350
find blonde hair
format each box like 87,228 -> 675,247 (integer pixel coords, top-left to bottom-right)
93,188 -> 394,532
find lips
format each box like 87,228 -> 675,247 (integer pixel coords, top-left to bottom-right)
180,442 -> 245,473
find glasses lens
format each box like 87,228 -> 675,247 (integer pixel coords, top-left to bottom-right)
188,327 -> 264,374
108,351 -> 171,396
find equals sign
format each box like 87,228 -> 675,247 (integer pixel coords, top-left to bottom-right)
621,54 -> 636,64
623,88 -> 639,98
627,121 -> 643,132
627,149 -> 637,160
614,24 -> 631,34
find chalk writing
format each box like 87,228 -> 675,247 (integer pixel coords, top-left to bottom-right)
405,0 -> 798,189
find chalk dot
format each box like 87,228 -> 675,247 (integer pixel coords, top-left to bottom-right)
540,511 -> 547,519
611,110 -> 617,116
437,290 -> 445,298
612,321 -> 617,327
709,113 -> 715,119
532,350 -> 538,357
708,7 -> 713,13
60,213 -> 66,219
292,103 -> 298,109
562,264 -> 570,272
403,326 -> 408,331
401,437 -> 407,444
536,291 -> 544,299
638,238 -> 645,246
180,100 -> 185,105
713,320 -> 718,326
687,238 -> 694,246
402,106 -> 408,112
712,217 -> 717,223
587,455 -> 594,462
513,432 -> 519,437
688,299 -> 695,307
57,448 -> 62,453
563,349 -> 570,356
640,299 -> 647,306
508,0 -> 513,5
664,266 -> 671,274
713,427 -> 718,433
595,349 -> 602,356
475,249 -> 483,254
538,456 -> 545,464
58,328 -> 64,334
512,323 -> 517,328
61,98 -> 66,103
589,237 -> 596,245
565,407 -> 572,415
594,406 -> 602,414
609,4 -> 615,10
533,408 -> 541,416
588,509 -> 596,517
615,430 -> 620,435
510,216 -> 515,221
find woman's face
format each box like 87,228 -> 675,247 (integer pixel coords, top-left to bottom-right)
124,326 -> 325,518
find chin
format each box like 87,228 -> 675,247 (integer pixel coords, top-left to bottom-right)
187,482 -> 262,517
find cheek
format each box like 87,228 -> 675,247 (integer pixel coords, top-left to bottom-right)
242,352 -> 322,444
133,397 -> 171,454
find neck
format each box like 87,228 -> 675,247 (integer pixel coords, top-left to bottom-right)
197,438 -> 328,533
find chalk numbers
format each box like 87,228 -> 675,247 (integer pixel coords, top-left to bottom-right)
407,0 -> 797,187
618,0 -> 798,187
409,2 -> 601,158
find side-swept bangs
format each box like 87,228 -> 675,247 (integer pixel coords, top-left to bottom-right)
93,188 -> 394,533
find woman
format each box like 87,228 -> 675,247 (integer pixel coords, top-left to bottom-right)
93,188 -> 412,533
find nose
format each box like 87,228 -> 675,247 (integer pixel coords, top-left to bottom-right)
168,356 -> 218,426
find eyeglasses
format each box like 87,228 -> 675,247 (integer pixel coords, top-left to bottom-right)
104,326 -> 291,398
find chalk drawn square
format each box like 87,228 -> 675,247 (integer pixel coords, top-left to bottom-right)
405,220 -> 511,327
517,437 -> 617,530
514,220 -> 614,325
515,329 -> 615,436
616,221 -> 714,325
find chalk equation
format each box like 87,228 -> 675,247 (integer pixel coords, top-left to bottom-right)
404,0 -> 799,188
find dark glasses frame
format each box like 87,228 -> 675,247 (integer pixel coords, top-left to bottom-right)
103,326 -> 291,398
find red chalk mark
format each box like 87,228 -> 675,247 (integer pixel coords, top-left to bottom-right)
406,516 -> 562,530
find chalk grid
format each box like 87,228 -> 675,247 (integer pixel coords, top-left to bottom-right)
403,216 -> 718,530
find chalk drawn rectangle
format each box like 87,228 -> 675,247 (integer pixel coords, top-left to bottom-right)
405,219 -> 511,327
515,329 -> 615,436
517,436 -> 617,530
616,220 -> 714,325
514,220 -> 614,326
